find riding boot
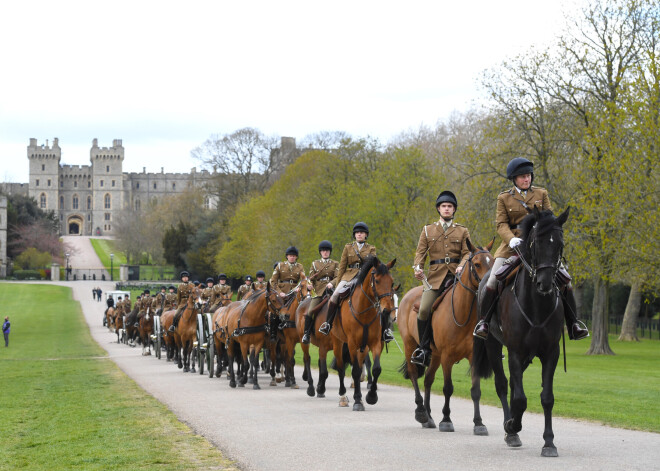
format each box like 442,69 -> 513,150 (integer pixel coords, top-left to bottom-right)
474,286 -> 498,339
382,311 -> 394,343
301,315 -> 313,344
411,318 -> 431,366
169,307 -> 183,332
563,286 -> 589,340
319,301 -> 339,336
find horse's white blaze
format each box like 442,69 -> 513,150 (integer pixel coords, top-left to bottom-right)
486,256 -> 491,265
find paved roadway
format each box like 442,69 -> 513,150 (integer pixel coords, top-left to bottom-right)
63,280 -> 658,471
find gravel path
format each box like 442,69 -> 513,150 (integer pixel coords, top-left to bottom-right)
59,279 -> 658,471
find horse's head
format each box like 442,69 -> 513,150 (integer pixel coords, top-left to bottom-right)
357,256 -> 398,318
264,281 -> 285,316
464,237 -> 495,288
519,207 -> 569,295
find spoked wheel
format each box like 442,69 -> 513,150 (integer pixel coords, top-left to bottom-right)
154,317 -> 162,360
197,314 -> 205,375
207,339 -> 215,378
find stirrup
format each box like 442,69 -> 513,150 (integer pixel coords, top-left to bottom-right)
318,322 -> 331,336
410,347 -> 430,367
383,328 -> 394,343
473,320 -> 489,339
301,332 -> 311,344
569,320 -> 589,340
168,325 -> 175,332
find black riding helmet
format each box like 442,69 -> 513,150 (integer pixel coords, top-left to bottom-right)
353,222 -> 369,237
193,280 -> 200,287
506,157 -> 534,182
435,190 -> 458,210
245,275 -> 253,281
143,289 -> 150,295
285,246 -> 299,257
256,270 -> 266,278
160,285 -> 166,291
318,240 -> 333,253
168,285 -> 176,290
206,277 -> 214,283
180,270 -> 190,280
218,273 -> 227,281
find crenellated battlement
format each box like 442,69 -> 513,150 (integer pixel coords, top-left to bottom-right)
27,137 -> 61,161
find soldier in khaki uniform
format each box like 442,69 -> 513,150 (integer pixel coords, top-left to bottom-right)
169,271 -> 194,332
201,278 -> 214,311
319,222 -> 395,342
411,191 -> 471,366
164,286 -> 177,311
301,240 -> 339,344
473,157 -> 588,340
135,290 -> 152,326
153,286 -> 167,315
253,270 -> 267,290
122,295 -> 131,314
236,275 -> 254,301
270,247 -> 307,296
210,274 -> 232,309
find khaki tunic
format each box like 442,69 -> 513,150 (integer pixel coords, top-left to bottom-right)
270,262 -> 307,294
201,287 -> 213,303
123,298 -> 131,312
236,283 -> 254,301
332,242 -> 376,286
141,295 -> 152,312
413,220 -> 471,290
253,280 -> 267,290
176,282 -> 194,308
211,283 -> 232,305
308,259 -> 339,296
164,293 -> 177,311
493,186 -> 552,259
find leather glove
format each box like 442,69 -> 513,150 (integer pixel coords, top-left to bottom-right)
509,237 -> 522,249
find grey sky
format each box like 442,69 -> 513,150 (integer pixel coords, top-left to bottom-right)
0,0 -> 574,182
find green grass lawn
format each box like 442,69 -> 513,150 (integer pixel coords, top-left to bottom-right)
90,239 -> 175,281
294,326 -> 660,432
0,284 -> 236,470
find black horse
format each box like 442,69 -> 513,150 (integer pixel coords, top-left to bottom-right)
473,207 -> 569,457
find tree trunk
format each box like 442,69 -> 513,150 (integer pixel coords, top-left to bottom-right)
574,283 -> 584,317
618,281 -> 641,342
586,277 -> 615,355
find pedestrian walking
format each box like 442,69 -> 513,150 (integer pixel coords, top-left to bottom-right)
92,288 -> 97,301
3,316 -> 10,347
97,287 -> 102,302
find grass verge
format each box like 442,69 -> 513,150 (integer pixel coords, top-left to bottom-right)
0,283 -> 237,470
294,326 -> 660,432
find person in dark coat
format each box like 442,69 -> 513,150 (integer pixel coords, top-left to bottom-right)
3,316 -> 10,347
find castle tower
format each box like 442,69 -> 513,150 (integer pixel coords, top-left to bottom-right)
90,139 -> 124,236
27,138 -> 61,214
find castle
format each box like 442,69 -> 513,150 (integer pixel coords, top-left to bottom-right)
2,137 -> 299,237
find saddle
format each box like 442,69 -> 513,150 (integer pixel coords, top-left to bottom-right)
411,284 -> 452,313
494,254 -> 571,290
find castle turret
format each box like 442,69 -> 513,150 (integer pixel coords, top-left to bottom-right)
90,139 -> 124,236
27,138 -> 61,212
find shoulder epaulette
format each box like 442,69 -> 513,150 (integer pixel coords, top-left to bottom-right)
453,223 -> 466,228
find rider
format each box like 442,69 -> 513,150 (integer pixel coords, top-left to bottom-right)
135,289 -> 151,327
104,295 -> 115,325
301,240 -> 339,344
169,271 -> 194,332
201,277 -> 214,310
154,286 -> 167,315
270,246 -> 307,341
211,274 -> 232,308
237,275 -> 254,301
319,222 -> 394,343
473,157 -> 589,340
122,294 -> 131,314
253,270 -> 267,290
411,191 -> 471,366
164,285 -> 177,311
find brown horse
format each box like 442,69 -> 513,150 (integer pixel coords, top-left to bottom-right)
398,239 -> 494,432
114,306 -> 125,344
210,303 -> 236,379
174,287 -> 202,372
160,309 -> 178,363
137,303 -> 154,356
106,306 -> 116,332
125,304 -> 140,347
224,283 -> 283,389
328,256 -> 397,411
271,283 -> 308,388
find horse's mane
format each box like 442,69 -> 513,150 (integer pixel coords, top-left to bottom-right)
244,289 -> 264,303
353,255 -> 387,288
520,209 -> 561,240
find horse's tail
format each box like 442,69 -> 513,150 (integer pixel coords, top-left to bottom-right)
471,338 -> 493,379
330,343 -> 351,371
397,360 -> 425,379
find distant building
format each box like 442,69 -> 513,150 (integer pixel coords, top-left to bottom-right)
1,137 -> 300,236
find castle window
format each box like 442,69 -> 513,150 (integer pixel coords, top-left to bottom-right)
74,180 -> 78,188
100,180 -> 104,187
42,164 -> 45,171
112,180 -> 115,187
153,182 -> 157,189
59,196 -> 64,209
172,183 -> 176,190
36,179 -> 39,187
72,195 -> 79,210
108,225 -> 111,231
106,165 -> 110,172
60,180 -> 63,187
87,196 -> 92,210
136,182 -> 140,189
204,196 -> 210,209
135,199 -> 141,211
87,214 -> 90,221
104,212 -> 111,221
104,194 -> 111,209
40,193 -> 46,209
47,179 -> 51,187
88,181 -> 91,188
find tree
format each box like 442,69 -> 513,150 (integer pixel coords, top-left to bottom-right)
162,221 -> 192,273
5,193 -> 59,259
14,247 -> 52,269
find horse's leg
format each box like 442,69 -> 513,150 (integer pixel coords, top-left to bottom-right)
250,346 -> 262,390
182,339 -> 190,372
470,363 -> 488,436
227,342 -> 237,388
365,350 -> 381,406
350,348 -> 364,411
438,359 -> 455,432
504,350 -> 526,447
540,347 -> 560,457
422,355 -> 441,429
365,353 -> 373,389
302,345 -> 315,397
268,344 -> 277,387
240,343 -> 250,386
317,349 -> 328,398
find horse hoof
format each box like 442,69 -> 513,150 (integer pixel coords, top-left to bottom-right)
422,417 -> 436,429
415,410 -> 429,424
365,391 -> 378,405
541,446 -> 558,457
238,382 -> 245,388
505,433 -> 522,447
285,381 -> 291,387
270,380 -> 277,387
291,383 -> 299,389
276,377 -> 283,383
229,381 -> 236,388
317,393 -> 325,399
353,402 -> 365,412
177,364 -> 183,369
438,421 -> 454,432
504,418 -> 521,435
473,425 -> 489,436
253,384 -> 261,390
307,386 -> 315,397
247,377 -> 254,384
338,396 -> 349,407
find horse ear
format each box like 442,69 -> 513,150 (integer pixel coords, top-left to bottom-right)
486,236 -> 495,251
466,238 -> 475,253
394,284 -> 401,292
557,206 -> 570,226
266,281 -> 271,293
533,205 -> 542,218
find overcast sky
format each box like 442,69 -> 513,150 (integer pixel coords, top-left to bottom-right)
0,1 -> 577,182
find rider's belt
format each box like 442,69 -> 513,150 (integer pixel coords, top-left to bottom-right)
430,258 -> 460,265
348,263 -> 361,269
509,224 -> 519,230
280,280 -> 296,284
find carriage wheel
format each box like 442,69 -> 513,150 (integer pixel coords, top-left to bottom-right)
154,317 -> 162,360
207,340 -> 215,378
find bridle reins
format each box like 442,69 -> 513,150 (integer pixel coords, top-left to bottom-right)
450,249 -> 490,327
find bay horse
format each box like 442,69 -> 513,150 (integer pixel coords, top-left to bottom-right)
160,309 -> 179,363
125,304 -> 139,347
174,287 -> 202,372
224,283 -> 283,389
329,256 -> 396,411
106,306 -> 116,332
398,239 -> 494,432
137,303 -> 154,356
114,306 -> 125,344
473,208 -> 569,457
271,283 -> 308,388
210,303 -> 240,379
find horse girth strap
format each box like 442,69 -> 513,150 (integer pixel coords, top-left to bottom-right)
279,320 -> 296,330
232,324 -> 267,337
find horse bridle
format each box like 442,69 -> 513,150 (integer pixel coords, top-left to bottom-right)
515,224 -> 563,286
349,269 -> 395,318
450,248 -> 490,327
